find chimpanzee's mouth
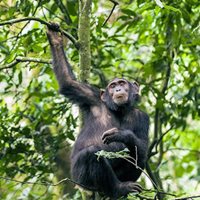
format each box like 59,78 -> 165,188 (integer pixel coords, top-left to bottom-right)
116,95 -> 123,99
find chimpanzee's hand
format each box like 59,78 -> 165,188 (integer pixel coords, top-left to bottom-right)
47,22 -> 60,32
46,22 -> 62,46
102,128 -> 121,144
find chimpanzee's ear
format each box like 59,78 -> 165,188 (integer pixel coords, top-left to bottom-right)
100,90 -> 106,102
132,81 -> 140,93
133,81 -> 139,87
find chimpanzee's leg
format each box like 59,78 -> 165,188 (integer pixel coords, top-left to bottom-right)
71,145 -> 142,198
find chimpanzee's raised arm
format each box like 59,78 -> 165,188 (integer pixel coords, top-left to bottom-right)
47,24 -> 100,106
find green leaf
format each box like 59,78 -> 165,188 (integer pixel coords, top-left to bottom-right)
164,5 -> 181,13
121,9 -> 137,16
154,0 -> 164,8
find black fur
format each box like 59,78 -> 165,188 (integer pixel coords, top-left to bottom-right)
47,25 -> 149,199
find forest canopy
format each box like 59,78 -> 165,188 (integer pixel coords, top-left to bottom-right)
0,0 -> 200,199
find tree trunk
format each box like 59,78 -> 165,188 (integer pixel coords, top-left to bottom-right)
78,0 -> 92,82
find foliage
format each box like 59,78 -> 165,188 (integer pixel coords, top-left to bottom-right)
95,148 -> 130,160
0,0 -> 200,199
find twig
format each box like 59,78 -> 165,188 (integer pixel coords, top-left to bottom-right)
0,175 -> 95,191
135,146 -> 138,167
0,56 -> 52,70
55,0 -> 72,24
0,60 -> 19,70
0,17 -> 79,49
0,176 -> 71,186
175,195 -> 200,200
148,127 -> 171,158
96,149 -> 158,190
102,0 -> 119,27
7,0 -> 41,53
123,156 -> 158,190
16,56 -> 52,64
148,140 -> 158,159
135,194 -> 154,200
0,17 -> 49,27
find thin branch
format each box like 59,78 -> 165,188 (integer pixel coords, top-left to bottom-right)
148,54 -> 172,158
0,56 -> 52,70
0,17 -> 49,27
122,156 -> 176,199
16,56 -> 52,64
147,140 -> 158,159
0,60 -> 19,70
7,1 -> 41,53
135,146 -> 138,167
0,17 -> 79,49
175,195 -> 200,200
0,175 -> 95,191
96,148 -> 158,191
42,6 -> 65,22
102,0 -> 119,27
161,62 -> 171,95
145,162 -> 159,189
151,126 -> 174,157
135,194 -> 154,200
122,156 -> 158,190
0,175 -> 69,186
55,0 -> 72,24
0,176 -> 78,187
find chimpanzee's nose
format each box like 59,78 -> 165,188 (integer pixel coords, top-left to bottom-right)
116,88 -> 121,92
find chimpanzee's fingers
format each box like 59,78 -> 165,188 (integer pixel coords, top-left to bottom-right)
103,135 -> 114,144
135,183 -> 143,190
102,132 -> 113,141
103,134 -> 119,144
47,22 -> 60,31
102,135 -> 109,144
102,137 -> 108,144
46,22 -> 61,42
102,133 -> 110,141
105,127 -> 118,134
131,183 -> 143,192
102,128 -> 118,141
126,182 -> 143,194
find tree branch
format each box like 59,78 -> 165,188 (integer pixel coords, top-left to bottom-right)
0,17 -> 79,49
102,0 -> 119,27
148,126 -> 174,158
78,0 -> 92,82
0,17 -> 49,27
175,195 -> 200,200
0,60 -> 19,70
0,175 -> 88,189
0,56 -> 52,70
55,0 -> 72,25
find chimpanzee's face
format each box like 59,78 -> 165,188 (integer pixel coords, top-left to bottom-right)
108,78 -> 129,105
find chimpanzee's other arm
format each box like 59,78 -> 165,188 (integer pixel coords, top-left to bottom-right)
102,112 -> 149,161
47,24 -> 100,105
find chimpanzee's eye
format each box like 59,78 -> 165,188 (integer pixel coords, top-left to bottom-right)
119,81 -> 126,86
110,83 -> 116,88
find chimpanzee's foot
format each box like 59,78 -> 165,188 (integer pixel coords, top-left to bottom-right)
115,181 -> 142,198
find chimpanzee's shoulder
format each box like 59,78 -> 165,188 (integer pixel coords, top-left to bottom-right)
133,108 -> 149,121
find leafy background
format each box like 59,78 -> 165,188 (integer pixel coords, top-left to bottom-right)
0,0 -> 200,199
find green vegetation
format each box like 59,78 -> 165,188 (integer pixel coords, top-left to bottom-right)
0,0 -> 199,199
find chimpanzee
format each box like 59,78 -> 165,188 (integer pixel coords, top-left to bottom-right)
47,24 -> 149,199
